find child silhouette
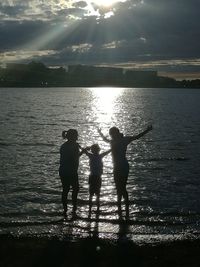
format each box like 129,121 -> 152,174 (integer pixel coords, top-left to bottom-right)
84,144 -> 111,214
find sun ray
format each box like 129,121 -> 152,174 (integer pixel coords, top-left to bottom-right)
16,18 -> 81,54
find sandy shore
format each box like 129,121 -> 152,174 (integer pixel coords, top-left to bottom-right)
0,234 -> 200,267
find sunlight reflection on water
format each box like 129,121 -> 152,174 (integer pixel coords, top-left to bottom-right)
81,87 -> 125,213
1,87 -> 200,242
89,87 -> 124,125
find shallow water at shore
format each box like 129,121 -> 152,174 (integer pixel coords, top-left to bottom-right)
0,87 -> 200,243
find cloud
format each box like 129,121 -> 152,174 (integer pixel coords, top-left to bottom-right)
0,49 -> 57,64
0,0 -> 200,76
0,1 -> 84,21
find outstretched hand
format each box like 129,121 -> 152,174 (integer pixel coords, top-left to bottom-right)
82,146 -> 91,152
97,127 -> 111,143
97,127 -> 105,138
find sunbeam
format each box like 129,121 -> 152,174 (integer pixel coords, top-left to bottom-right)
18,20 -> 81,52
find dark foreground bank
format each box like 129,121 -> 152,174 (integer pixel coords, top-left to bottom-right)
0,235 -> 200,267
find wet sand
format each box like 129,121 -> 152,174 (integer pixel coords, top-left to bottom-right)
0,234 -> 200,267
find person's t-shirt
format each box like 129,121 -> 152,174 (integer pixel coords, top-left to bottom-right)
88,154 -> 103,176
59,141 -> 80,177
111,137 -> 131,167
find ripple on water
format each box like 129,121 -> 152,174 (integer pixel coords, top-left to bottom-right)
0,87 -> 200,242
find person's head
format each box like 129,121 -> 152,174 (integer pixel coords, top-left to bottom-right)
109,127 -> 121,140
62,129 -> 78,142
90,144 -> 100,154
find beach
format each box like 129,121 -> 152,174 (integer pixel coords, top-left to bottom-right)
0,234 -> 200,267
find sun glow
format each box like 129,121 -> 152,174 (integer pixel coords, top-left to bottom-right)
85,0 -> 127,18
91,0 -> 120,7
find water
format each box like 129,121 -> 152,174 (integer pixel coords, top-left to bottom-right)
0,87 -> 200,243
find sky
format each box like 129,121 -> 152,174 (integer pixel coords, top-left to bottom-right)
0,0 -> 200,79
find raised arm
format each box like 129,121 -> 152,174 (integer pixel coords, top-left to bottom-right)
126,125 -> 153,144
97,128 -> 111,143
100,149 -> 112,158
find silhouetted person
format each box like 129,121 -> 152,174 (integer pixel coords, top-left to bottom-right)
59,129 -> 84,217
83,144 -> 111,215
98,125 -> 152,218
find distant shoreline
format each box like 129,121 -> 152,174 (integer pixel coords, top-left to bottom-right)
0,85 -> 200,89
1,62 -> 200,89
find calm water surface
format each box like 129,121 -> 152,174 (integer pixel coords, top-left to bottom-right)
0,87 -> 200,243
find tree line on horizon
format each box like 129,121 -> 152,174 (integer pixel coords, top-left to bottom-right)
0,61 -> 199,88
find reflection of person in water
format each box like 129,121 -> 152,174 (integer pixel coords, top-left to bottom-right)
59,129 -> 84,217
98,125 -> 153,217
83,144 -> 111,214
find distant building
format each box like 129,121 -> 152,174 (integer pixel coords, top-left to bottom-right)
68,65 -> 123,81
123,69 -> 158,86
125,70 -> 158,80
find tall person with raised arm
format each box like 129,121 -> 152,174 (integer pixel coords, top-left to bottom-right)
98,125 -> 153,218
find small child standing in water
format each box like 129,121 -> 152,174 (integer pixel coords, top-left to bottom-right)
84,144 -> 111,213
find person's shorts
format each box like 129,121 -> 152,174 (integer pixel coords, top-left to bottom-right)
60,172 -> 79,192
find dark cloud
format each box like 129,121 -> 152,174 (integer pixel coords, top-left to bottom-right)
0,21 -> 49,50
73,1 -> 88,8
0,4 -> 25,16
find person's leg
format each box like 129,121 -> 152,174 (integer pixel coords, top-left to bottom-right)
96,177 -> 101,212
116,184 -> 123,217
122,165 -> 129,218
122,179 -> 129,204
96,193 -> 100,213
89,180 -> 94,208
72,176 -> 79,213
62,183 -> 70,216
89,193 -> 92,217
117,192 -> 122,218
114,172 -> 122,218
122,188 -> 129,218
72,190 -> 78,212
